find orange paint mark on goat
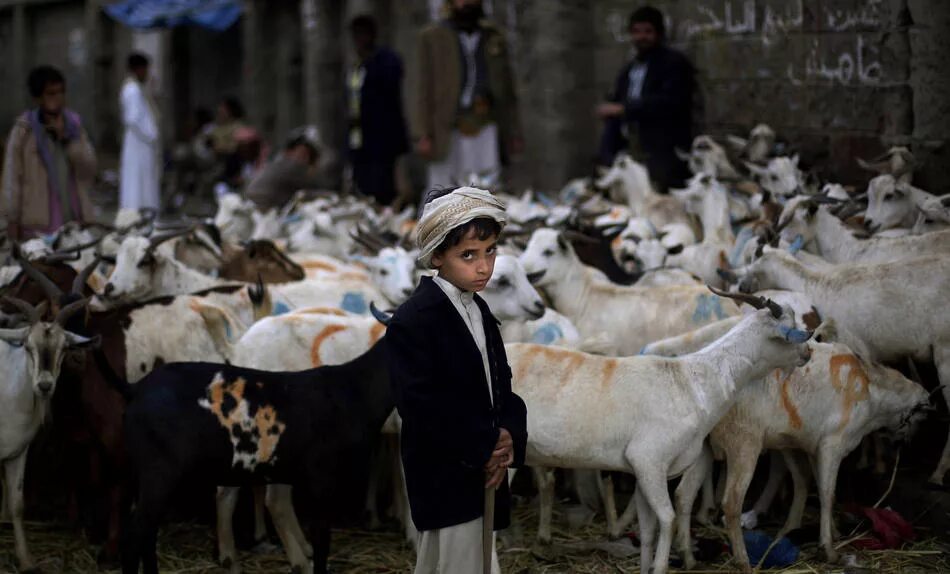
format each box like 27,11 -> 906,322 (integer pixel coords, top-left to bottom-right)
601,359 -> 618,390
777,369 -> 802,430
199,374 -> 286,470
297,307 -> 348,316
253,405 -> 285,462
369,322 -> 386,345
611,235 -> 623,249
338,272 -> 370,281
829,354 -> 870,432
301,260 -> 337,272
514,345 -> 541,383
310,324 -> 348,367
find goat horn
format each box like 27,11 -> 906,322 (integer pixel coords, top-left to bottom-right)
146,227 -> 195,253
72,255 -> 101,296
369,301 -> 392,326
707,285 -> 783,319
56,296 -> 90,326
12,243 -> 65,301
38,251 -> 81,264
2,296 -> 42,324
52,235 -> 106,254
560,230 -> 600,245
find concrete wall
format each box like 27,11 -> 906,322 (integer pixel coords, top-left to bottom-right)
2,0 -> 948,192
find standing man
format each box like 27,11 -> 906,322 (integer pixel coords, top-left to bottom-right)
597,5 -> 695,192
1,66 -> 97,240
414,0 -> 523,190
119,52 -> 161,211
347,15 -> 410,207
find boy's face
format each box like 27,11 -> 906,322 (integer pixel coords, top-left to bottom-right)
431,228 -> 498,293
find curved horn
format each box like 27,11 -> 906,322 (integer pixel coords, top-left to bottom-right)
12,243 -> 65,301
2,296 -> 42,324
560,230 -> 600,245
249,273 -> 266,306
56,296 -> 90,326
369,301 -> 392,326
52,234 -> 105,255
72,255 -> 101,296
707,285 -> 782,319
146,227 -> 195,253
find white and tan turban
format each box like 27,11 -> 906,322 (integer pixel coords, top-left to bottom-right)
414,186 -> 508,269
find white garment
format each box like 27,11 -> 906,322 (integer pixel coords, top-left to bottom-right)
414,514 -> 501,574
119,77 -> 161,210
459,31 -> 482,109
432,274 -> 493,405
428,125 -> 500,189
627,61 -> 648,101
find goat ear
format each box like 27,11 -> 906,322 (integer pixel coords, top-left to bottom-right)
744,162 -> 767,177
806,203 -> 819,217
790,153 -> 800,167
675,148 -> 691,162
0,327 -> 30,345
66,332 -> 100,350
556,234 -> 569,251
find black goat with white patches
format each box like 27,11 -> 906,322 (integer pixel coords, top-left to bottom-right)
120,341 -> 392,574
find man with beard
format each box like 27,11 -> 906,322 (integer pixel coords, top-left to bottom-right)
598,5 -> 696,192
2,66 -> 97,239
414,0 -> 523,191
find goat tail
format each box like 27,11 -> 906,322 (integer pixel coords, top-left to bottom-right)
93,348 -> 134,402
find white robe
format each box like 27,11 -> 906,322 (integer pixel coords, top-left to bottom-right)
119,78 -> 161,210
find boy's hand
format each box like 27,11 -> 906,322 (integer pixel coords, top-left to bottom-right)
485,428 -> 513,471
485,464 -> 507,490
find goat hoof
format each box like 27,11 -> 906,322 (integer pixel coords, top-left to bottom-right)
251,538 -> 279,554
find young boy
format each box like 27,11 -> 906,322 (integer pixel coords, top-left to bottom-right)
387,186 -> 528,574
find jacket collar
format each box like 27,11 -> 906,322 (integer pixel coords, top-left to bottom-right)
413,276 -> 501,328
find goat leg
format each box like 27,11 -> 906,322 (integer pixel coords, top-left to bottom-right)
533,466 -> 556,543
742,450 -> 786,529
601,473 -> 620,539
673,447 -> 711,569
927,345 -> 950,486
722,443 -> 760,573
779,450 -> 810,535
264,485 -> 311,572
5,452 -> 37,572
816,442 -> 844,564
215,486 -> 242,573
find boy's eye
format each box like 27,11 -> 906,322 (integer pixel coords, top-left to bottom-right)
461,251 -> 475,260
486,245 -> 497,255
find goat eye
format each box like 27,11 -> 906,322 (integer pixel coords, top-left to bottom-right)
497,277 -> 510,288
542,249 -> 554,257
883,194 -> 894,201
770,174 -> 778,181
379,268 -> 389,276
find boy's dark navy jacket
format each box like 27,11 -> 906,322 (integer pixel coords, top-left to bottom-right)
386,275 -> 528,531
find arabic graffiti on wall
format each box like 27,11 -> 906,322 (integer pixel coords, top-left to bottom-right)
603,0 -> 883,87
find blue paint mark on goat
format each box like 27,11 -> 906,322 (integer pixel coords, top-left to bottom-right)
341,291 -> 368,315
788,234 -> 805,255
272,301 -> 291,316
531,323 -> 563,346
692,294 -> 727,324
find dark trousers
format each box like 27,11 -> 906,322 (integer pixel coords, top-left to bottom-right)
353,156 -> 397,206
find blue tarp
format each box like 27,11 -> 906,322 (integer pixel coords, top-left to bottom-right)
104,0 -> 242,31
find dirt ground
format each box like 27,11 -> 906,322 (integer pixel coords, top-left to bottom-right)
3,494 -> 949,574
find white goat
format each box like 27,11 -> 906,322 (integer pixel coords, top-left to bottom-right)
0,298 -> 95,572
745,155 -> 803,199
520,228 -> 740,355
510,295 -> 812,574
709,339 -> 929,571
736,249 -> 950,485
864,174 -> 950,233
728,123 -> 776,164
778,201 -> 950,264
214,193 -> 256,242
856,146 -> 915,185
596,155 -> 691,227
678,135 -> 740,179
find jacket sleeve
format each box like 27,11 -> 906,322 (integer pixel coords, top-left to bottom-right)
500,390 -> 528,468
1,123 -> 26,226
387,314 -> 499,469
66,125 -> 98,184
411,30 -> 435,143
121,84 -> 159,144
625,55 -> 693,122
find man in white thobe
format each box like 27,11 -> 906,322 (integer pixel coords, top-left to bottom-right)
119,52 -> 161,211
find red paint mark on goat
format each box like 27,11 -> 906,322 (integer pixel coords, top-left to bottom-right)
369,323 -> 386,345
829,354 -> 870,432
297,307 -> 348,316
310,324 -> 348,367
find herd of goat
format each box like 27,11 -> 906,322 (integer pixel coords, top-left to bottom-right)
1,122 -> 948,573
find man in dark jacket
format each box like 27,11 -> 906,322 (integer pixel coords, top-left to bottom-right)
347,15 -> 410,206
598,5 -> 695,192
